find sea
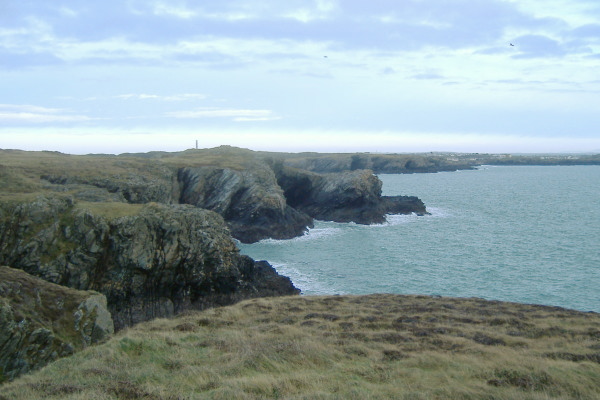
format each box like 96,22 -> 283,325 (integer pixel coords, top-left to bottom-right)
238,165 -> 600,313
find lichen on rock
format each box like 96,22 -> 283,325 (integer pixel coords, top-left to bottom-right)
0,196 -> 300,330
0,266 -> 114,382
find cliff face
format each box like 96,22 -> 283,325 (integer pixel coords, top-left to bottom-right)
13,148 -> 428,244
0,148 -> 429,322
0,266 -> 113,381
178,165 -> 313,243
275,165 -> 428,224
0,196 -> 299,330
0,148 -> 431,382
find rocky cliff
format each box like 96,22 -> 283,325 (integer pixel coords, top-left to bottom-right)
0,147 -> 430,382
0,196 -> 299,330
0,147 -> 428,325
178,165 -> 313,243
274,164 -> 428,224
0,266 -> 113,381
3,148 -> 429,244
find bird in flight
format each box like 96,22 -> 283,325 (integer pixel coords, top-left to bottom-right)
509,43 -> 515,46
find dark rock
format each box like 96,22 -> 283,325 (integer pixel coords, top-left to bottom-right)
380,195 -> 428,216
274,165 -> 428,224
178,166 -> 313,243
15,148 -> 429,243
0,266 -> 113,381
0,196 -> 299,330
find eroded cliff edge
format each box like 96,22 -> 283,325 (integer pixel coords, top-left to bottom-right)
0,146 -> 428,328
0,197 -> 299,331
272,162 -> 427,224
0,147 -> 428,380
21,146 -> 428,244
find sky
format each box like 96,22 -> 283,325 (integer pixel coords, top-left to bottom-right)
1,0 -> 600,155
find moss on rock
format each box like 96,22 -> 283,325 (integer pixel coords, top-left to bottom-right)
0,266 -> 114,381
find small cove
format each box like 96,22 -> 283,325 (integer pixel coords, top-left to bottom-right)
239,165 -> 600,312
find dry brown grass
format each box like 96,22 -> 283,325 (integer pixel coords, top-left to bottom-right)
2,294 -> 599,399
0,147 -> 262,202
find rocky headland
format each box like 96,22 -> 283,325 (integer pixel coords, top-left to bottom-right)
272,161 -> 427,224
0,146 -> 429,380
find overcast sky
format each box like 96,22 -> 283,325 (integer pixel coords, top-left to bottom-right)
2,0 -> 600,154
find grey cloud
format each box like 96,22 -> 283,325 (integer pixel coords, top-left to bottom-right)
4,1 -> 538,45
570,24 -> 600,39
1,0 -> 588,68
0,51 -> 64,69
510,34 -> 566,58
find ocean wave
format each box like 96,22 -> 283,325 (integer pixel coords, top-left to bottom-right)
253,225 -> 342,245
423,207 -> 452,218
270,263 -> 342,295
375,207 -> 451,226
381,213 -> 420,226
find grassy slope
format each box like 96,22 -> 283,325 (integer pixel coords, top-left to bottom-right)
0,148 -> 263,197
2,294 -> 599,400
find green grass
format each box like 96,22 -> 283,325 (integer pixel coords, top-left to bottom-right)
0,147 -> 261,202
2,294 -> 599,399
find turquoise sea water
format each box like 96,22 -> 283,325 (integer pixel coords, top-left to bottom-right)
239,165 -> 600,312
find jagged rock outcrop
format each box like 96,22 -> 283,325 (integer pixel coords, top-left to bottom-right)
0,196 -> 299,330
178,165 -> 313,243
5,148 -> 430,244
0,266 -> 113,382
274,165 -> 428,224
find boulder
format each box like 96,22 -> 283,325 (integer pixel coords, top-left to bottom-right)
0,266 -> 113,382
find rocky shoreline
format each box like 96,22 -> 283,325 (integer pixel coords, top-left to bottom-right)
0,146 -> 429,381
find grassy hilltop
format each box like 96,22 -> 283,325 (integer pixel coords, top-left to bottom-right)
2,294 -> 599,400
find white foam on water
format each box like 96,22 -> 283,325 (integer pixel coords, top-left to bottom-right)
270,262 -> 342,295
381,213 -> 420,226
423,207 -> 452,218
255,225 -> 343,246
303,226 -> 343,241
363,207 -> 452,228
